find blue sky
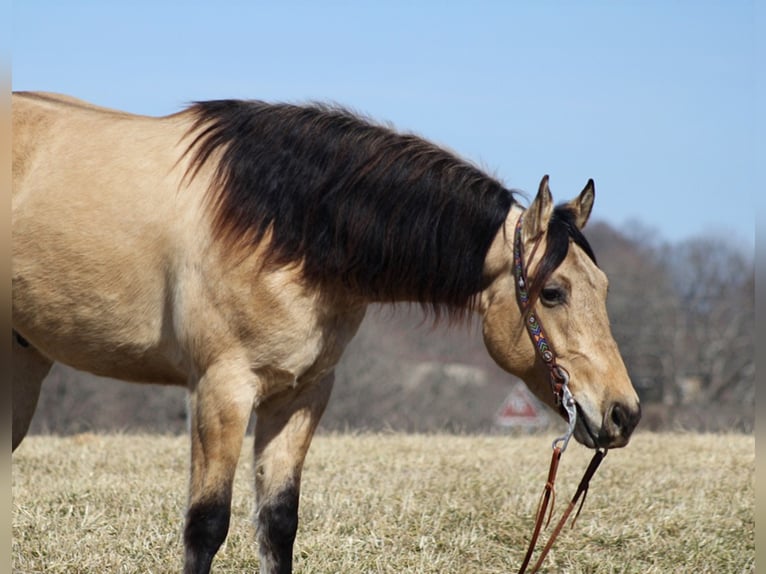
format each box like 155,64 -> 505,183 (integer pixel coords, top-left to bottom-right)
11,1 -> 759,254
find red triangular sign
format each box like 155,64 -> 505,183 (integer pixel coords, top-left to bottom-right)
495,383 -> 548,428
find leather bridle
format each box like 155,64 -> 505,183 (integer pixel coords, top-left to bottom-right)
512,213 -> 576,437
513,212 -> 607,574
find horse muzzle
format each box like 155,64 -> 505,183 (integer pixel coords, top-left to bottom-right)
574,400 -> 641,449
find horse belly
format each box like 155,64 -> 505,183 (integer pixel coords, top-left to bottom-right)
12,257 -> 187,384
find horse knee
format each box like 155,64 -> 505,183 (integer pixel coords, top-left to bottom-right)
184,499 -> 231,574
257,484 -> 300,574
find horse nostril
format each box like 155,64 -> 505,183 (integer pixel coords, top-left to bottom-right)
611,404 -> 626,429
608,402 -> 641,438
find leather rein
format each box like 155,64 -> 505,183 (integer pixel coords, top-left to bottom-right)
513,213 -> 607,574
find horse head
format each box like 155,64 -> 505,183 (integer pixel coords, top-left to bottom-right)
481,176 -> 641,449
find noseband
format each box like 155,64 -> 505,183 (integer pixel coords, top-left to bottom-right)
513,212 -> 607,574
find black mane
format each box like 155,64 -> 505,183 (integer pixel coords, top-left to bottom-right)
184,100 -> 515,317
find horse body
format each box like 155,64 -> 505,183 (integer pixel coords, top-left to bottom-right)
12,92 -> 640,574
14,92 -> 362,384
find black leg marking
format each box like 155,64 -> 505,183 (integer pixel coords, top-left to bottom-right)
258,485 -> 300,574
184,499 -> 231,574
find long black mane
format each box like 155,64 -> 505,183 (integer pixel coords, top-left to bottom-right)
184,100 -> 516,317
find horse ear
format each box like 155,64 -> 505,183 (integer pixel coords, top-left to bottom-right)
523,174 -> 554,241
567,178 -> 595,229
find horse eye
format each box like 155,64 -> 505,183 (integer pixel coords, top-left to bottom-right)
540,287 -> 566,306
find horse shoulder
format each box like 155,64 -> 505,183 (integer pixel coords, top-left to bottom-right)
177,257 -> 366,401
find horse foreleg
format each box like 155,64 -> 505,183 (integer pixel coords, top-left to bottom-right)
253,372 -> 334,574
184,361 -> 257,574
12,331 -> 53,451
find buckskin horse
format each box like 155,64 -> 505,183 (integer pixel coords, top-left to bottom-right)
12,92 -> 641,574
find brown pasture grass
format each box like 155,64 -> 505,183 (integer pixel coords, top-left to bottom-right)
12,432 -> 753,573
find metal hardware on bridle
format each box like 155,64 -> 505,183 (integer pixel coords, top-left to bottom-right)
513,212 -> 607,574
553,372 -> 576,454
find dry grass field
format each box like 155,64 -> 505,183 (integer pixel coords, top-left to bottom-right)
12,432 -> 753,573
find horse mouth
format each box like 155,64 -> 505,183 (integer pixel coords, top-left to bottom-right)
572,404 -> 601,449
571,402 -> 636,449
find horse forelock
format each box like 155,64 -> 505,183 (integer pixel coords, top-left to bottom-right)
525,205 -> 599,311
183,99 -> 515,320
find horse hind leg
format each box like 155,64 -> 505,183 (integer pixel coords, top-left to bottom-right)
12,331 -> 53,451
254,372 -> 335,574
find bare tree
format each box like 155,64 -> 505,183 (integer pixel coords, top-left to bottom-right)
665,236 -> 754,405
